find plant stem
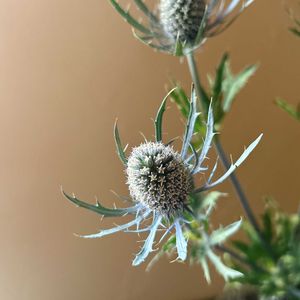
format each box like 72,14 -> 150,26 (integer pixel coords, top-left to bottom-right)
185,51 -> 275,259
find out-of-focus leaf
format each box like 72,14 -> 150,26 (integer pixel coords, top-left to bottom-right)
200,257 -> 211,283
222,63 -> 258,112
109,0 -> 152,35
290,27 -> 300,36
262,208 -> 274,243
275,98 -> 300,121
200,191 -> 227,216
207,249 -> 243,281
210,219 -> 243,245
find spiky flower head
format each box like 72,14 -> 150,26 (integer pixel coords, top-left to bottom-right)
64,88 -> 262,269
127,142 -> 192,217
159,0 -> 206,44
109,0 -> 255,56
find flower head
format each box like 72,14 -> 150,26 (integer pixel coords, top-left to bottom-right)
109,0 -> 255,56
64,88 -> 262,266
127,142 -> 192,217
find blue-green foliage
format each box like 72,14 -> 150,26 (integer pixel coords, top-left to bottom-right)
276,99 -> 300,122
170,53 -> 257,131
229,200 -> 300,300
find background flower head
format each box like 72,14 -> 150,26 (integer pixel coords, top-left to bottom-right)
109,0 -> 255,55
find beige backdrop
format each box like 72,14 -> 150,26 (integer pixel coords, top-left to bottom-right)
0,1 -> 299,299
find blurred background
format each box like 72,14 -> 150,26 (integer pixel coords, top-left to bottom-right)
0,0 -> 299,299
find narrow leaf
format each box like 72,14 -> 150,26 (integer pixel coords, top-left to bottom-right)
181,87 -> 200,158
155,88 -> 177,142
114,120 -> 128,165
133,0 -> 158,23
276,98 -> 300,121
110,0 -> 152,34
62,190 -> 136,217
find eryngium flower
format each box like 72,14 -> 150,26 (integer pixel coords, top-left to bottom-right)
109,0 -> 255,56
64,88 -> 262,266
127,142 -> 192,217
159,0 -> 207,44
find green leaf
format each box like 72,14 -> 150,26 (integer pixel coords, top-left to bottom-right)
210,219 -> 243,245
174,36 -> 185,56
207,249 -> 243,281
211,53 -> 228,124
193,5 -> 209,46
155,88 -> 177,142
222,63 -> 258,112
62,190 -> 134,217
262,208 -> 274,243
232,240 -> 250,255
169,84 -> 191,118
275,98 -> 300,121
290,27 -> 300,36
200,191 -> 227,216
133,0 -> 158,24
200,257 -> 211,283
109,0 -> 152,35
114,120 -> 128,165
213,53 -> 229,100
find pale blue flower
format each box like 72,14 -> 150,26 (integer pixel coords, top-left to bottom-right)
64,88 -> 262,266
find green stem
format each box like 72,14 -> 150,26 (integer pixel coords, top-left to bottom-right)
185,51 -> 275,260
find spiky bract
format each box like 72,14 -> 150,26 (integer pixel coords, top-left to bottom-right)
64,88 -> 262,269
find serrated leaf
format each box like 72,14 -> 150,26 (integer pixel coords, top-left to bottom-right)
210,219 -> 243,245
222,63 -> 258,112
62,190 -> 135,217
207,249 -> 243,281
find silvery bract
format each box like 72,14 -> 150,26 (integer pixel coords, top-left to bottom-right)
64,88 -> 262,266
109,0 -> 255,56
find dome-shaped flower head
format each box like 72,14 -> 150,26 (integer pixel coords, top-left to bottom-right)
64,88 -> 262,266
109,0 -> 254,56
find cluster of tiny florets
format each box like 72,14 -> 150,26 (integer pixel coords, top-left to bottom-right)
126,142 -> 192,217
159,0 -> 206,43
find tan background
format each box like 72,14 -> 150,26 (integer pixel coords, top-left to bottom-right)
0,0 -> 299,299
